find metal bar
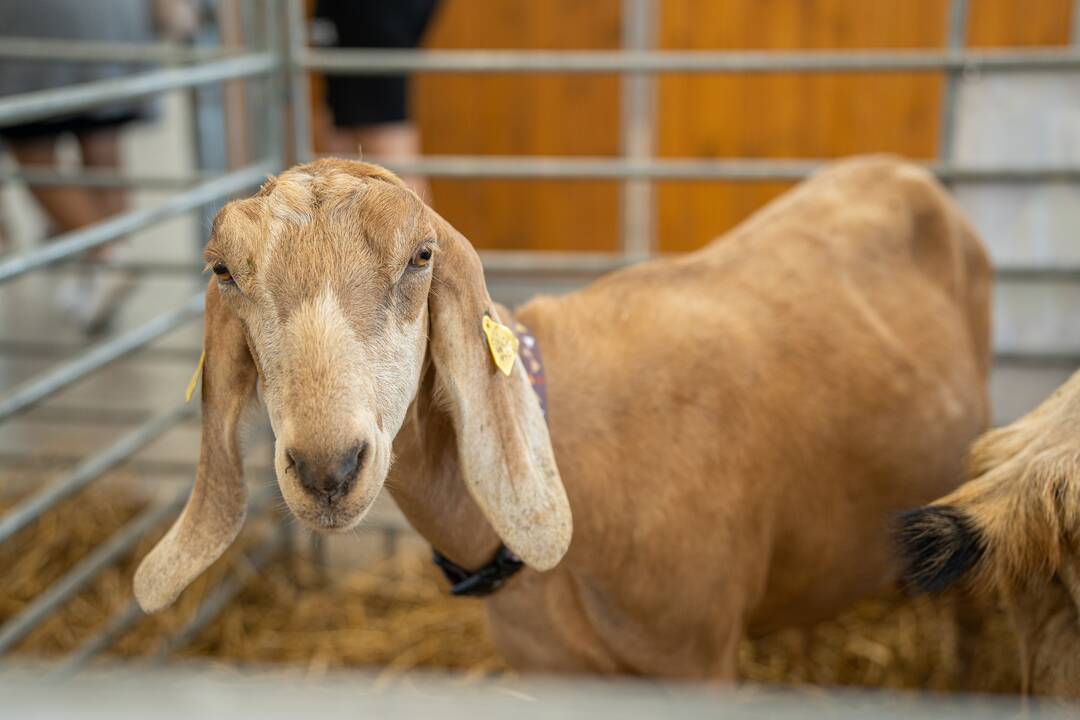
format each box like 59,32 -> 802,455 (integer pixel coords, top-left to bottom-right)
54,259 -> 205,275
56,486 -> 282,676
150,518 -> 286,663
301,47 -> 1080,75
0,292 -> 204,423
0,456 -> 271,480
340,154 -> 1080,183
0,37 -> 234,64
0,338 -> 201,363
620,0 -> 656,263
0,161 -> 274,284
286,0 -> 315,163
20,252 -> 1080,282
0,490 -> 187,656
13,405 -> 197,427
0,166 -> 214,190
0,53 -> 277,128
12,155 -> 1080,193
148,530 -> 285,663
993,351 -> 1080,368
51,599 -> 144,679
938,0 -> 969,167
0,403 -> 193,544
262,0 -> 286,169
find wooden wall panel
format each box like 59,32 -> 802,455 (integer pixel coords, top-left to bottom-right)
311,1 -> 1074,257
655,0 -> 1075,253
413,0 -> 622,252
656,0 -> 948,252
967,0 -> 1073,46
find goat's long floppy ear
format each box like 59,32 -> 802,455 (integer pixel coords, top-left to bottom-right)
428,221 -> 572,571
134,279 -> 257,612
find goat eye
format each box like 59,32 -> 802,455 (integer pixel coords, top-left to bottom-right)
410,246 -> 433,269
212,262 -> 234,284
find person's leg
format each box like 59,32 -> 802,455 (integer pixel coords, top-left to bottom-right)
317,0 -> 436,199
8,135 -> 107,235
76,128 -> 126,261
72,127 -> 136,334
326,121 -> 428,198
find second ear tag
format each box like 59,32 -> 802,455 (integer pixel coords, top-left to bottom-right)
185,350 -> 206,403
482,315 -> 519,376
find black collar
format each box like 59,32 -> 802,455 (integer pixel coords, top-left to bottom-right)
431,319 -> 546,597
432,546 -> 524,597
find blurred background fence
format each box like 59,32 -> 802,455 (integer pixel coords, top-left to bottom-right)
0,0 -> 1078,696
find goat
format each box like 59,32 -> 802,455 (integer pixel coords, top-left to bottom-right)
899,369 -> 1080,697
133,154 -> 991,679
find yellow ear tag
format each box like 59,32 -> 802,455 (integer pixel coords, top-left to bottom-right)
482,315 -> 519,376
185,350 -> 206,403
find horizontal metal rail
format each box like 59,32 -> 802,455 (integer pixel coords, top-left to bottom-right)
0,52 -> 277,128
0,37 -> 234,65
0,292 -> 204,423
348,154 -> 1080,184
0,455 -> 271,480
0,161 -> 275,284
23,254 -> 1080,283
0,489 -> 188,656
15,156 -> 1080,191
0,403 -> 193,544
0,166 -> 215,191
301,46 -> 1080,75
12,405 -> 197,427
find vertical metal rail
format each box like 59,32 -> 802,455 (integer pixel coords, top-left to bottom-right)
620,0 -> 657,263
263,0 -> 286,170
938,0 -> 970,171
1074,0 -> 1080,45
286,0 -> 314,164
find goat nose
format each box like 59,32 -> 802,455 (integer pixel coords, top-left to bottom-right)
288,443 -> 368,501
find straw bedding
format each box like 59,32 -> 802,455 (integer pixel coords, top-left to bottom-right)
0,483 -> 1022,692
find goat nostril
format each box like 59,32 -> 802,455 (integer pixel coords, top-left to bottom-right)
292,443 -> 369,503
356,442 -> 369,473
335,442 -> 368,487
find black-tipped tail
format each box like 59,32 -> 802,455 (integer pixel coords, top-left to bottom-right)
896,506 -> 985,594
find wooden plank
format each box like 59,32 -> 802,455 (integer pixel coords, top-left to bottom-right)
414,0 -> 621,252
656,0 -> 948,251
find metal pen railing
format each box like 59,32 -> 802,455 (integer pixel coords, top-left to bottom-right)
0,3 -> 287,670
1,0 -> 1079,677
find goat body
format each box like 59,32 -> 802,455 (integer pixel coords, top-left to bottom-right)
135,154 -> 991,681
392,155 -> 992,677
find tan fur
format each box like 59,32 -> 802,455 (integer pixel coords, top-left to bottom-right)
136,155 -> 991,680
913,370 -> 1080,696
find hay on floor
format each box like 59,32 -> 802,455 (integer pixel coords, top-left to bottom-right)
0,483 -> 1021,691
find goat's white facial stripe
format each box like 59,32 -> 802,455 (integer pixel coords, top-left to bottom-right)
279,287 -> 365,419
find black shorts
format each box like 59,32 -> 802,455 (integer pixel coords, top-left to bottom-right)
314,0 -> 440,127
0,111 -> 143,142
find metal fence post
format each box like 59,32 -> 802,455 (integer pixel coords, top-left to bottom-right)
286,0 -> 314,164
938,0 -> 969,170
620,0 -> 656,263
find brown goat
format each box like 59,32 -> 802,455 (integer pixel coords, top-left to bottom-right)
899,369 -> 1080,696
134,155 -> 991,679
